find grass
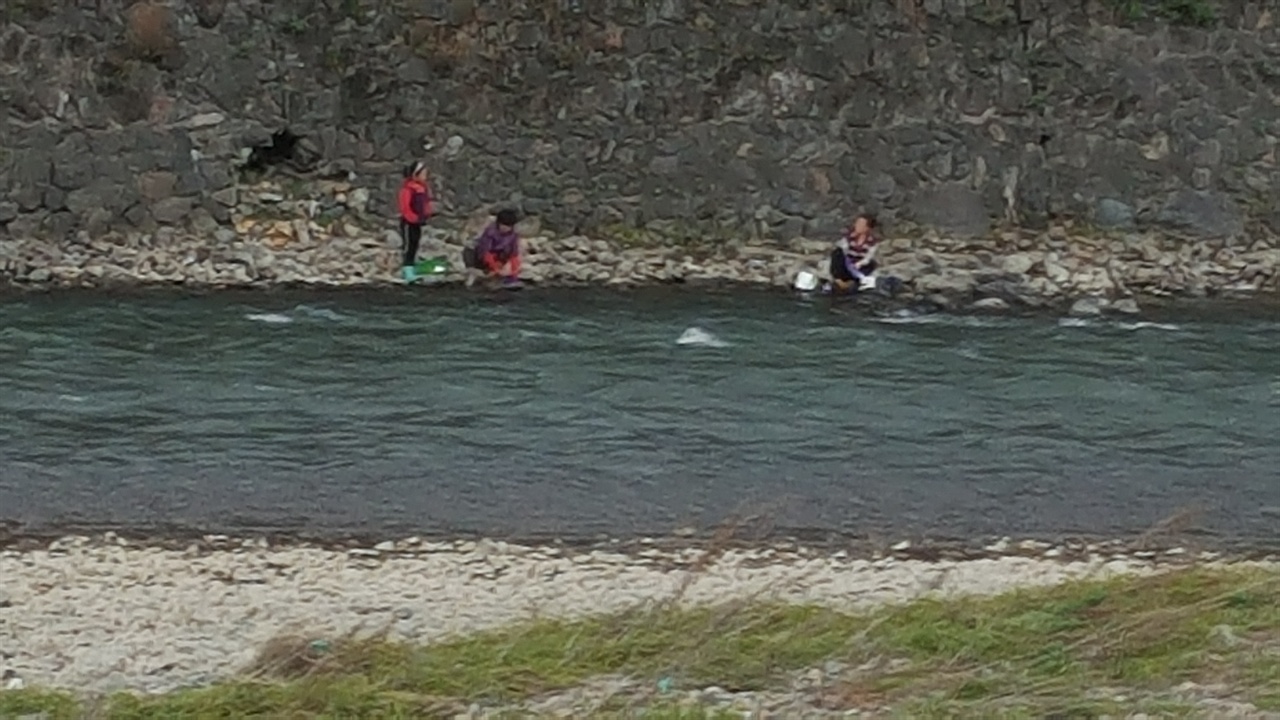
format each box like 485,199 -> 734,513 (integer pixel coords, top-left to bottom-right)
1,566 -> 1277,718
1109,0 -> 1218,26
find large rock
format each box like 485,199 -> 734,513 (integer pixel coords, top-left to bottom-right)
1094,198 -> 1136,229
906,184 -> 991,238
1155,190 -> 1245,238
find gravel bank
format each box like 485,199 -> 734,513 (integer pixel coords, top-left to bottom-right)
3,535 -> 1272,696
3,178 -> 1278,307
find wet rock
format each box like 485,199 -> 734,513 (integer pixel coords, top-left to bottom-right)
970,297 -> 1010,311
1069,296 -> 1107,317
1111,297 -> 1141,314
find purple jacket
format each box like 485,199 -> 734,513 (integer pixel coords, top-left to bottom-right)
473,224 -> 520,263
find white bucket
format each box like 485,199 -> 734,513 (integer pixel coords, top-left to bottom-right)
793,270 -> 819,292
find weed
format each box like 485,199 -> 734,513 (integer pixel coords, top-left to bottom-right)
1160,0 -> 1217,26
1109,0 -> 1218,27
1,567 -> 1276,718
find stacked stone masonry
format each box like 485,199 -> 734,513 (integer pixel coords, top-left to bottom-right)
1,0 -> 1279,296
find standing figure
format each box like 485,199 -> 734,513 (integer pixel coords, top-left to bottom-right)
397,161 -> 435,282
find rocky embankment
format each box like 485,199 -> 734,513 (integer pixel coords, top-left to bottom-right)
2,180 -> 1279,308
0,533 -> 1270,696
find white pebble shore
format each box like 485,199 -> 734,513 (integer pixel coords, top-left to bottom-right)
0,538 -> 1271,695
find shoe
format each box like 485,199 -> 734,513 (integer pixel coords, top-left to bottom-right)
859,275 -> 877,291
401,266 -> 418,283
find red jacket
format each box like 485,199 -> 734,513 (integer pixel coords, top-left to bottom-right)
397,178 -> 434,225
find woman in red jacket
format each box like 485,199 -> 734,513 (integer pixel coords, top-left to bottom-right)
397,161 -> 435,282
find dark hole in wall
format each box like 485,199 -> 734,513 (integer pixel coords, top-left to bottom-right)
243,129 -> 301,173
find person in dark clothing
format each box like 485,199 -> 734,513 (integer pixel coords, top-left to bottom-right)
463,208 -> 522,285
829,212 -> 881,293
397,161 -> 435,282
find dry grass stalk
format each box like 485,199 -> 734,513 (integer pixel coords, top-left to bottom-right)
1134,504 -> 1204,550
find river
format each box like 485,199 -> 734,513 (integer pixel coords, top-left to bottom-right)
1,288 -> 1277,546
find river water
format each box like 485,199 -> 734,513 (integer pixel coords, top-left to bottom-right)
1,288 -> 1277,545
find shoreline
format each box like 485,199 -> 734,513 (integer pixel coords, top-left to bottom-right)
3,527 -> 1279,565
0,535 -> 1274,707
3,195 -> 1278,311
0,536 -> 1275,706
4,271 -> 1280,323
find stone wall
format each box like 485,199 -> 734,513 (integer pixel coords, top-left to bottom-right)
1,0 -> 1278,247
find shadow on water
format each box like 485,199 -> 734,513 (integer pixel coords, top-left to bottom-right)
1,285 -> 1278,547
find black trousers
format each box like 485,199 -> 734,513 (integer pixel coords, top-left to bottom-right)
830,249 -> 877,282
400,220 -> 422,267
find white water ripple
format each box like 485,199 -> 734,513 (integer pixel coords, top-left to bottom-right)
675,326 -> 729,348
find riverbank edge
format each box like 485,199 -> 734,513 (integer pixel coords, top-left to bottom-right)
2,266 -> 1278,306
2,558 -> 1277,718
4,273 -> 1280,325
3,528 -> 1278,565
3,202 -> 1279,308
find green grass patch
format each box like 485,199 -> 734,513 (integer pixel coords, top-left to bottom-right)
2,566 -> 1277,718
0,688 -> 82,720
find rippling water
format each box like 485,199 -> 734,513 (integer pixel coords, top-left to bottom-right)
1,289 -> 1278,543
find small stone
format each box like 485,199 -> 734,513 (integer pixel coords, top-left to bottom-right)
374,540 -> 396,552
0,202 -> 19,223
211,187 -> 238,207
1210,625 -> 1240,648
291,219 -> 312,246
890,540 -> 911,551
971,297 -> 1009,311
1043,259 -> 1071,285
184,112 -> 226,128
1069,296 -> 1106,317
1001,252 -> 1035,275
1111,297 -> 1140,315
347,188 -> 370,213
985,537 -> 1011,553
151,197 -> 193,225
